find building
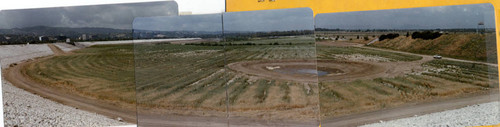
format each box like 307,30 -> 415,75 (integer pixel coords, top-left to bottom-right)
57,35 -> 67,41
81,34 -> 87,40
39,36 -> 49,41
155,34 -> 166,38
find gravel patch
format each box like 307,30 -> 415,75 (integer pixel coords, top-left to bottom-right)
0,44 -> 53,68
76,38 -> 200,47
1,44 -> 131,126
2,78 -> 131,127
361,101 -> 500,127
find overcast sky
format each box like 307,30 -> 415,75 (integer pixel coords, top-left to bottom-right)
0,1 -> 178,29
1,1 -> 494,31
0,0 -> 225,14
316,4 -> 496,30
133,8 -> 314,32
223,8 -> 314,32
133,14 -> 222,31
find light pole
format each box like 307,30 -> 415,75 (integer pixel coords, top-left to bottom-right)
477,21 -> 484,34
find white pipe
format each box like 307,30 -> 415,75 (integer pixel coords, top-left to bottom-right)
0,62 -> 4,127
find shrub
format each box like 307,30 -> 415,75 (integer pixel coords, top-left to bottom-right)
379,33 -> 399,41
411,31 -> 442,40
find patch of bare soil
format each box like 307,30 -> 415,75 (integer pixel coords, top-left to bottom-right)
228,57 -> 431,83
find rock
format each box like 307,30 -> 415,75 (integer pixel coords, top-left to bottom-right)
117,117 -> 123,122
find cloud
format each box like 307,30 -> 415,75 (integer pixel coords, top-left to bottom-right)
133,14 -> 222,32
133,8 -> 315,33
315,3 -> 495,29
0,1 -> 178,29
223,8 -> 315,32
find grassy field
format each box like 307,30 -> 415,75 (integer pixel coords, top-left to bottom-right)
23,36 -> 320,120
316,36 -> 498,118
21,35 -> 498,121
318,58 -> 498,119
133,36 -> 319,119
22,44 -> 136,106
316,46 -> 422,62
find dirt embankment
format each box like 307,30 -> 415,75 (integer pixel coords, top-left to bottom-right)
370,33 -> 497,63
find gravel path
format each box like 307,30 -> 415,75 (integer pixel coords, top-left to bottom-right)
54,43 -> 81,52
1,44 -> 130,126
362,101 -> 500,127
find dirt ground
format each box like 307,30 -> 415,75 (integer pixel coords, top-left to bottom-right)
227,57 -> 432,83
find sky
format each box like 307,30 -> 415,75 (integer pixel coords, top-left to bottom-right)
0,1 -> 178,29
133,8 -> 314,32
316,4 -> 496,30
133,14 -> 222,31
0,1 -> 495,30
0,0 -> 225,14
223,8 -> 315,32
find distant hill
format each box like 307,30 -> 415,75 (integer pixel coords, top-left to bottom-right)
0,26 -> 132,45
132,29 -> 313,39
133,29 -> 222,39
0,26 -> 130,36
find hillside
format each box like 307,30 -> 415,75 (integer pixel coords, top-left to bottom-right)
370,33 -> 497,63
0,26 -> 130,35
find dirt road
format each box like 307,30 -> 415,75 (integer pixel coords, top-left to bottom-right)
47,44 -> 65,55
138,114 -> 318,127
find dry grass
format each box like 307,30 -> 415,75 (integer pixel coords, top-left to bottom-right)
319,59 -> 498,119
370,33 -> 497,63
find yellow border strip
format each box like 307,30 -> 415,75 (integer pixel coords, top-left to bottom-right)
227,0 -> 500,126
227,0 -> 496,15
